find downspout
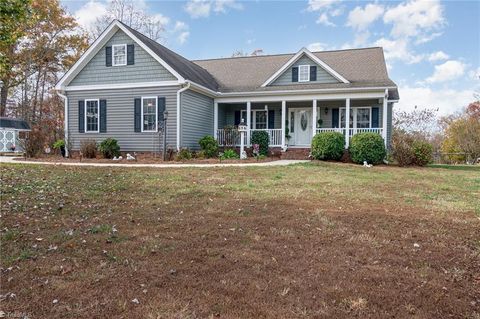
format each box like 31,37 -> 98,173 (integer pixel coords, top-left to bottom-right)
56,91 -> 69,157
176,82 -> 191,151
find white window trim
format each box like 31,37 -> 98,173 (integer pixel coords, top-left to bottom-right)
241,109 -> 269,129
112,44 -> 127,66
141,96 -> 158,133
298,65 -> 310,82
85,99 -> 100,133
339,106 -> 372,129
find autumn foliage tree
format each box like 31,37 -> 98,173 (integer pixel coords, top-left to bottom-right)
441,101 -> 480,163
0,0 -> 88,147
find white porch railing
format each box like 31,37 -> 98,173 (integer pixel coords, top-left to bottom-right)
316,128 -> 383,137
216,128 -> 282,147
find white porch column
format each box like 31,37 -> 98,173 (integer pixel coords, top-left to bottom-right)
281,100 -> 286,150
345,98 -> 350,148
213,101 -> 218,140
246,101 -> 251,147
382,89 -> 388,147
312,99 -> 317,138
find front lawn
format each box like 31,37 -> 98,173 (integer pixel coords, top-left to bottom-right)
1,162 -> 479,318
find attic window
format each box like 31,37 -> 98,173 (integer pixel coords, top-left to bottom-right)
112,44 -> 127,66
298,65 -> 310,82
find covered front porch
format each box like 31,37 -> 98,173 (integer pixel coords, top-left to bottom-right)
213,94 -> 389,149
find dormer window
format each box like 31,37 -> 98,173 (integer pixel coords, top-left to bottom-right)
112,44 -> 127,66
298,65 -> 310,82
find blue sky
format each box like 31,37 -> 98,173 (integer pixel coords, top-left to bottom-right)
62,0 -> 480,115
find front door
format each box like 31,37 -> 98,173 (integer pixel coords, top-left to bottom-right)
290,108 -> 312,146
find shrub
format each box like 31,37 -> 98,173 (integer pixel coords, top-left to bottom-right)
19,128 -> 46,157
311,132 -> 345,160
98,138 -> 120,159
250,130 -> 269,156
391,131 -> 415,166
198,135 -> 219,158
176,148 -> 192,161
80,139 -> 97,158
349,132 -> 386,165
220,149 -> 239,160
412,140 -> 433,166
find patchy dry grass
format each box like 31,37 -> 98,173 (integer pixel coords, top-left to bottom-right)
1,162 -> 479,318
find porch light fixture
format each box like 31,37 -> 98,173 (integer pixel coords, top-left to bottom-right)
264,104 -> 268,110
325,107 -> 329,114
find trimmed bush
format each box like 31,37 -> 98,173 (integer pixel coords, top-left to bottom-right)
250,130 -> 270,156
98,138 -> 120,159
311,132 -> 345,160
80,139 -> 97,158
349,132 -> 386,164
198,135 -> 219,158
412,140 -> 433,166
176,148 -> 192,161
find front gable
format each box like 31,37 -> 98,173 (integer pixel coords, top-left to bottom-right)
69,29 -> 177,87
270,54 -> 339,86
261,48 -> 349,87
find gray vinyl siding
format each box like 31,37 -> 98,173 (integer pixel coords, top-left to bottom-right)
271,55 -> 339,86
180,90 -> 214,150
67,86 -> 179,152
69,30 -> 176,86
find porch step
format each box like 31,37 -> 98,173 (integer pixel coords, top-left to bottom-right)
280,148 -> 311,160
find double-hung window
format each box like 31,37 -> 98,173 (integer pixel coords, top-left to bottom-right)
142,97 -> 157,132
339,107 -> 371,128
298,65 -> 310,82
240,110 -> 268,129
85,99 -> 99,132
112,44 -> 127,66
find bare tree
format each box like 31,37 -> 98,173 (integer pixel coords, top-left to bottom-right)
231,49 -> 264,58
89,0 -> 166,43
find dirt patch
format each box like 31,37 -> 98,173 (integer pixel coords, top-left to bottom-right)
1,162 -> 479,318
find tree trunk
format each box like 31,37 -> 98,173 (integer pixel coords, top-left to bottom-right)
0,84 -> 7,117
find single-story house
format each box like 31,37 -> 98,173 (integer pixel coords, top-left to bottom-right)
0,117 -> 31,153
55,20 -> 399,156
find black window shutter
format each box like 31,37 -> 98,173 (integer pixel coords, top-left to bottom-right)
78,100 -> 85,133
310,66 -> 317,81
268,110 -> 275,129
372,107 -> 379,128
134,98 -> 141,132
106,46 -> 112,67
100,100 -> 107,133
157,97 -> 166,126
234,110 -> 240,125
332,108 -> 339,128
292,67 -> 299,82
127,44 -> 134,65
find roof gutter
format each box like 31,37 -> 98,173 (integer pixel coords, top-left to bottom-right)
176,82 -> 191,151
56,91 -> 69,157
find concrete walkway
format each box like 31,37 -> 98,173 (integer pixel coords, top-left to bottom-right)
0,156 -> 309,168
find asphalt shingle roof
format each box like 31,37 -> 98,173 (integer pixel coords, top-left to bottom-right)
193,47 -> 398,98
120,21 -> 398,99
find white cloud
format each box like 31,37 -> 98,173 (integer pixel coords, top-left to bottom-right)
184,0 -> 242,18
307,0 -> 343,27
152,13 -> 170,26
74,0 -> 108,30
172,21 -> 190,44
425,60 -> 466,83
469,67 -> 480,81
307,42 -> 329,51
397,85 -> 474,115
427,51 -> 449,62
374,37 -> 423,64
317,13 -> 336,26
383,0 -> 445,42
347,3 -> 384,31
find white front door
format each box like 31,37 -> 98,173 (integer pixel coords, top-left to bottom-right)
290,108 -> 312,146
